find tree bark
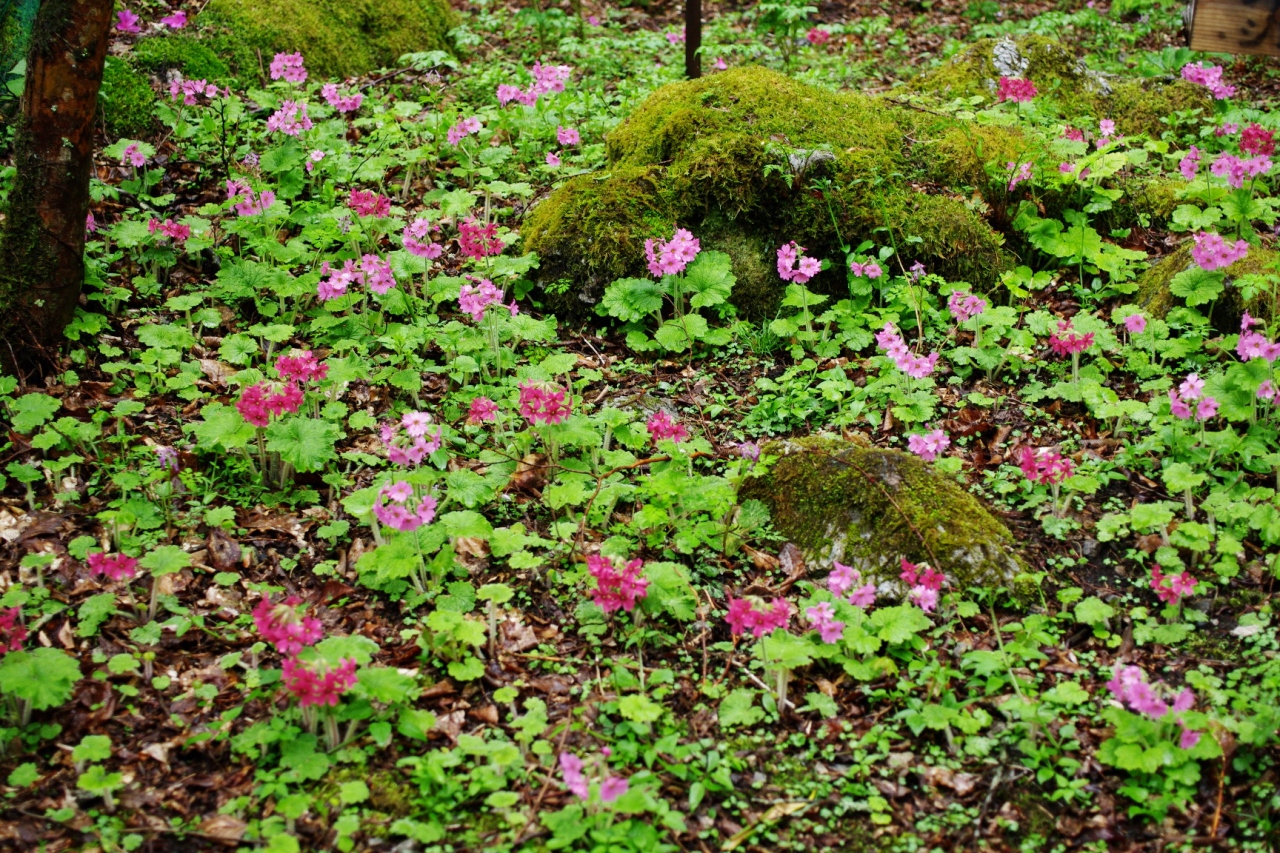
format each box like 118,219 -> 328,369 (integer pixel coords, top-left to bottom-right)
0,0 -> 112,375
684,0 -> 701,79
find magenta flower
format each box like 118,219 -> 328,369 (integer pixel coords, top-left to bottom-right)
148,218 -> 191,243
281,656 -> 357,708
116,9 -> 141,32
827,563 -> 857,597
253,595 -> 323,656
907,429 -> 950,462
1059,162 -> 1075,175
1181,62 -> 1236,99
725,596 -> 791,638
1191,231 -> 1249,271
1106,665 -> 1203,752
458,219 -> 503,260
447,116 -> 483,146
996,76 -> 1037,103
666,29 -> 685,44
87,552 -> 139,581
776,241 -> 822,284
269,52 -> 308,83
1209,153 -> 1271,189
459,279 -> 515,321
714,57 -> 728,70
121,143 -> 147,168
599,776 -> 629,803
403,218 -> 443,258
876,323 -> 940,379
321,83 -> 362,113
587,555 -> 649,613
1006,161 -> 1033,191
805,601 -> 845,643
348,189 -> 390,218
86,212 -> 97,233
0,608 -> 26,652
1196,397 -> 1219,420
557,126 -> 581,146
276,350 -> 328,383
467,397 -> 499,425
806,27 -> 831,45
266,101 -> 312,136
645,228 -> 701,277
1179,145 -> 1201,181
1048,320 -> 1093,356
519,383 -> 572,425
1123,313 -> 1147,334
1019,447 -> 1075,486
236,382 -> 303,427
159,9 -> 187,28
947,289 -> 986,322
559,753 -> 589,800
372,481 -> 437,532
647,410 -> 689,443
1241,123 -> 1276,156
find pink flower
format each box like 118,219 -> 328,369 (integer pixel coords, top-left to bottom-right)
348,189 -> 390,218
907,429 -> 950,462
997,76 -> 1037,103
1209,153 -> 1271,189
275,350 -> 328,383
948,289 -> 987,322
1048,320 -> 1093,356
458,219 -> 503,260
281,656 -> 357,707
1181,62 -> 1236,99
402,411 -> 434,438
1258,380 -> 1277,401
122,144 -> 147,168
645,228 -> 700,277
910,586 -> 939,613
160,9 -> 187,28
848,260 -> 882,279
599,776 -> 629,803
0,608 -> 26,652
1241,123 -> 1276,156
848,584 -> 876,609
236,381 -> 303,426
714,57 -> 728,70
647,410 -> 689,443
266,101 -> 312,136
826,564 -> 877,610
372,482 -> 438,532
805,602 -> 845,643
87,552 -> 139,581
1059,162 -> 1075,175
1217,122 -> 1240,137
1168,388 -> 1193,419
557,126 -> 581,146
725,597 -> 791,638
116,9 -> 141,33
1123,313 -> 1147,334
86,212 -> 97,233
253,595 -> 323,655
559,753 -> 589,800
1019,447 -> 1075,485
777,241 -> 822,284
519,383 -> 572,425
876,323 -> 940,379
458,279 -> 511,321
1062,126 -> 1085,142
586,555 -> 649,613
666,30 -> 685,44
447,116 -> 483,146
269,52 -> 308,83
546,152 -> 561,167
1179,726 -> 1202,750
1097,118 -> 1118,147
467,397 -> 499,424
1191,231 -> 1249,270
321,83 -> 363,113
1196,396 -> 1219,420
403,218 -> 443,258
1179,373 -> 1205,401
380,419 -> 442,467
362,254 -> 396,295
1179,146 -> 1201,181
806,28 -> 831,45
1007,161 -> 1033,190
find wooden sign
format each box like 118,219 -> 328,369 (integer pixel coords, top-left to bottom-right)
1188,0 -> 1280,58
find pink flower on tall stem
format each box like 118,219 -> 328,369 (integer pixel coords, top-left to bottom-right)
645,228 -> 700,277
997,76 -> 1037,103
647,410 -> 689,443
372,481 -> 438,532
87,552 -> 139,581
777,242 -> 822,284
725,597 -> 791,638
519,383 -> 572,425
269,53 -> 308,83
253,595 -> 324,655
907,429 -> 950,462
281,656 -> 357,707
467,397 -> 499,425
586,555 -> 649,613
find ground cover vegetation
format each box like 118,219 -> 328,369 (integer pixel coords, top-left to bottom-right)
1,0 -> 1279,849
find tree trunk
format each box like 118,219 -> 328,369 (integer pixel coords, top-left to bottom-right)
0,0 -> 112,375
684,0 -> 701,79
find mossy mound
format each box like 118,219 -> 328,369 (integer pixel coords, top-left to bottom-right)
100,57 -> 156,137
1137,241 -> 1279,329
909,35 -> 1210,137
740,436 -> 1023,589
198,0 -> 456,80
133,35 -> 230,82
524,67 -> 1012,319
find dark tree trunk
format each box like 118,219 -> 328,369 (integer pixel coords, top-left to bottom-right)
685,0 -> 701,79
0,0 -> 112,375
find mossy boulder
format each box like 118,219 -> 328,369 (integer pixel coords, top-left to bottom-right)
524,67 -> 1013,319
740,436 -> 1023,589
100,57 -> 156,137
1137,241 -> 1279,329
197,0 -> 456,80
909,35 -> 1210,137
133,35 -> 230,82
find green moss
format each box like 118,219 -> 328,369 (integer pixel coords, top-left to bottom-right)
198,0 -> 456,80
739,436 -> 1023,587
524,67 -> 1013,318
133,35 -> 230,82
99,57 -> 156,137
1137,242 -> 1280,329
1094,79 -> 1210,138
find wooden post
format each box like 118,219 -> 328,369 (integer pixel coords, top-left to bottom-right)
1187,0 -> 1280,58
685,0 -> 701,79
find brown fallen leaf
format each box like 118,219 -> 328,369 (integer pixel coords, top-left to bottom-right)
507,453 -> 549,495
207,527 -> 242,571
454,536 -> 489,559
199,814 -> 247,844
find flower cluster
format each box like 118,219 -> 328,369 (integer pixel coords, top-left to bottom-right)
1217,122 -> 1240,137
458,219 -> 503,260
1209,152 -> 1271,189
805,601 -> 844,643
282,656 -> 358,708
647,410 -> 689,443
876,323 -> 940,379
275,350 -> 328,383
1106,665 -> 1203,749
169,76 -> 220,105
148,218 -> 190,243
467,397 -> 499,425
1048,320 -> 1093,356
907,429 -> 950,462
1181,62 -> 1236,99
725,597 -> 791,638
447,116 -> 483,145
1179,145 -> 1201,181
645,228 -> 700,277
0,608 -> 26,653
827,562 -> 876,609
947,289 -> 987,322
317,255 -> 396,300
380,412 -> 443,466
1240,122 -> 1276,156
253,595 -> 323,655
266,101 -> 313,136
402,218 -> 443,258
87,552 -> 139,581
1168,373 -> 1218,421
806,27 -> 831,45
776,242 -> 822,284
848,260 -> 883,279
997,76 -> 1037,103
496,62 -> 573,107
459,279 -> 517,321
269,52 -> 307,83
559,752 -> 628,803
900,559 -> 945,613
226,180 -> 275,217
237,382 -> 303,427
155,445 -> 179,472
1096,118 -> 1119,148
586,555 -> 649,613
1019,446 -> 1075,485
1006,161 -> 1033,191
1123,312 -> 1147,334
1238,313 -> 1280,361
1150,565 -> 1196,605
321,83 -> 364,114
349,189 -> 391,219
373,481 -> 439,532
519,383 -> 572,425
556,126 -> 580,146
1191,230 -> 1249,271
121,143 -> 148,167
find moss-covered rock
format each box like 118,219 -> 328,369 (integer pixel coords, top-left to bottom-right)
524,67 -> 1012,319
909,35 -> 1210,138
197,0 -> 456,80
740,436 -> 1023,588
100,57 -> 156,137
1137,241 -> 1279,329
133,35 -> 230,82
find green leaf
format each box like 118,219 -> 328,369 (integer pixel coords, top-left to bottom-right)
618,694 -> 664,723
356,667 -> 418,704
719,688 -> 765,729
1044,680 -> 1090,705
139,545 -> 190,577
0,648 -> 80,709
265,417 -> 341,473
448,657 -> 485,681
683,250 -> 735,309
445,469 -> 494,509
600,277 -> 665,323
7,763 -> 39,787
77,593 -> 117,638
190,403 -> 257,451
218,333 -> 260,365
10,393 -> 60,433
77,765 -> 123,795
869,605 -> 932,645
1073,596 -> 1115,627
339,780 -> 370,805
477,583 -> 514,604
639,561 -> 698,622
72,735 -> 113,763
136,324 -> 194,351
1168,268 -> 1224,307
654,314 -> 708,352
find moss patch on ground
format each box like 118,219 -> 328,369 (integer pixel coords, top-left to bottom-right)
100,57 -> 156,137
739,435 -> 1023,589
1137,241 -> 1280,330
524,67 -> 1012,319
133,35 -> 230,82
197,0 -> 456,80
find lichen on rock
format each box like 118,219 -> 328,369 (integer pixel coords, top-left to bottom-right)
739,435 -> 1023,589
